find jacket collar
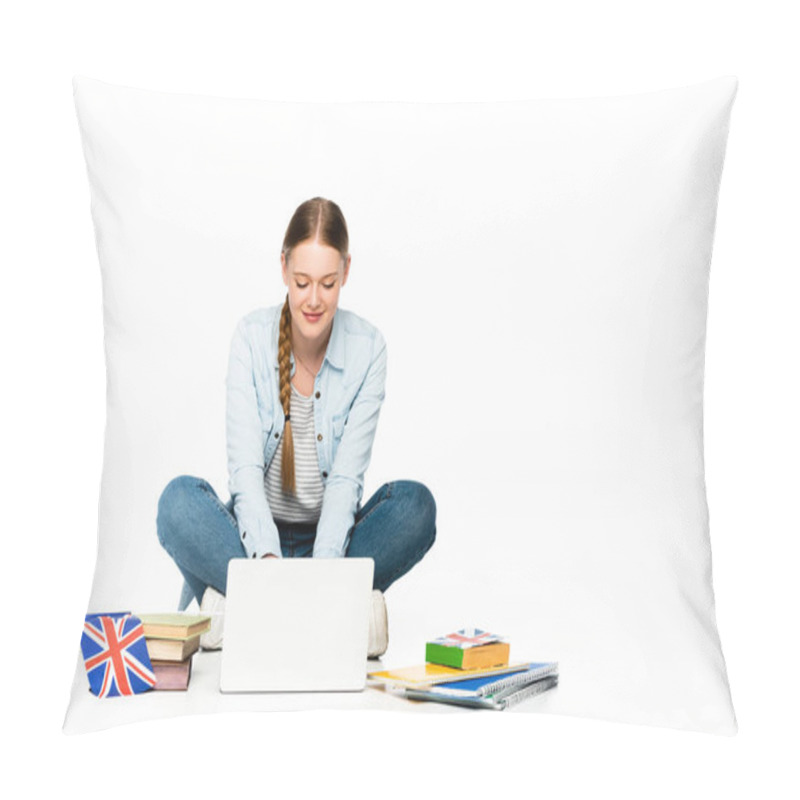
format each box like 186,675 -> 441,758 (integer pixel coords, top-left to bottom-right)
323,308 -> 345,370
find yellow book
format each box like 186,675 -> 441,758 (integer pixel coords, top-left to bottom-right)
426,641 -> 510,670
145,634 -> 201,662
368,661 -> 534,689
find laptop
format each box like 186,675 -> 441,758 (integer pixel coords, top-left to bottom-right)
219,557 -> 374,693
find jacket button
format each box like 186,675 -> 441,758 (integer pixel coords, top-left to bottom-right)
242,531 -> 246,539
322,471 -> 328,478
252,553 -> 256,558
315,391 -> 321,399
317,433 -> 323,441
274,433 -> 279,439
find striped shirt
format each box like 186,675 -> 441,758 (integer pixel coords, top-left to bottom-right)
264,384 -> 324,524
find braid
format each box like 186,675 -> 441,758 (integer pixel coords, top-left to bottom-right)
278,294 -> 296,494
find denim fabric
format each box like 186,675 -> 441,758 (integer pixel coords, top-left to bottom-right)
227,305 -> 386,559
156,475 -> 437,610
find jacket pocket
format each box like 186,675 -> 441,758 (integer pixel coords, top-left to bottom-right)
254,384 -> 278,465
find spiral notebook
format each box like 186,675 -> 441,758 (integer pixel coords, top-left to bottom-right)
405,674 -> 559,710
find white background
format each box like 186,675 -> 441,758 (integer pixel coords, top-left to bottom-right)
2,0 -> 798,796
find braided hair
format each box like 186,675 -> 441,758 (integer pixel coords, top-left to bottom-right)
278,197 -> 349,494
278,295 -> 295,494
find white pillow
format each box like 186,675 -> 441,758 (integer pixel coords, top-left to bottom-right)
64,75 -> 738,734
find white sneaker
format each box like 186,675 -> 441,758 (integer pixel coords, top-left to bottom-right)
200,585 -> 225,650
367,589 -> 388,659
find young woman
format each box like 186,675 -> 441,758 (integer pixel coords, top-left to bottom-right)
156,197 -> 437,657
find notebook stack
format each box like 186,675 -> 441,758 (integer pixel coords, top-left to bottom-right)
135,613 -> 211,691
368,628 -> 558,710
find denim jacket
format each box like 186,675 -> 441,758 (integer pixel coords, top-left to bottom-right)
226,304 -> 387,559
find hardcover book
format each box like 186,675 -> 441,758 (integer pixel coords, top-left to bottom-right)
135,613 -> 211,640
151,658 -> 193,691
145,634 -> 201,662
425,628 -> 510,670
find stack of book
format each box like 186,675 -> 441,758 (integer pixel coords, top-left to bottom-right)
135,613 -> 211,691
368,628 -> 558,710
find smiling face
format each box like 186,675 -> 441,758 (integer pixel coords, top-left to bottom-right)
281,239 -> 350,352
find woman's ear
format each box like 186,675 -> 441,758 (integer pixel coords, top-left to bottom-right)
281,252 -> 289,286
341,254 -> 351,286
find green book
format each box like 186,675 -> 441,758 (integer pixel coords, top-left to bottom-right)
134,612 -> 211,640
425,629 -> 510,670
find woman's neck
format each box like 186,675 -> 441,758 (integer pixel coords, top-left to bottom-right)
291,322 -> 332,365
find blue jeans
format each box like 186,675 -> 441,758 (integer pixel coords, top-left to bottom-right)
156,475 -> 437,610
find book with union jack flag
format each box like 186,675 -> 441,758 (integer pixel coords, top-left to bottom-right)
430,628 -> 506,649
81,613 -> 156,697
425,628 -> 510,670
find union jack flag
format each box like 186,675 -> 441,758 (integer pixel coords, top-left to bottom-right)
81,613 -> 156,697
432,628 -> 505,649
